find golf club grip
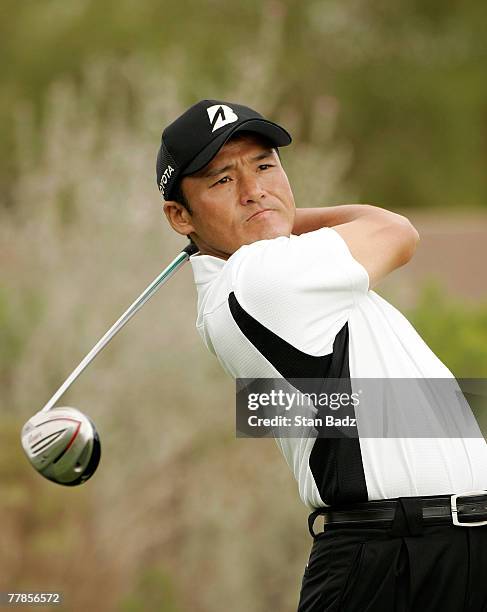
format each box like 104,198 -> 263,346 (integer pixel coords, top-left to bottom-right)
40,244 -> 199,412
183,241 -> 199,256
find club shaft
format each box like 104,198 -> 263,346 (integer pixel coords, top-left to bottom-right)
41,246 -> 196,413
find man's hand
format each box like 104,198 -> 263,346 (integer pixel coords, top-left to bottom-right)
293,205 -> 420,290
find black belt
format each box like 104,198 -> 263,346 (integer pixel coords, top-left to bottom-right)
309,491 -> 487,537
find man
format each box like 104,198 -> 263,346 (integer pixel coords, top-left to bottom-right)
156,100 -> 487,611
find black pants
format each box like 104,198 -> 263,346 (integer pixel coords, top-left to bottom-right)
297,498 -> 487,612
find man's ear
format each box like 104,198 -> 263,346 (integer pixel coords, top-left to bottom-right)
163,201 -> 196,236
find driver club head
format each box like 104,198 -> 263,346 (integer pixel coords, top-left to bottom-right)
21,407 -> 101,486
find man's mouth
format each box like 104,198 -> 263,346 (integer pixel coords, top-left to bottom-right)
246,209 -> 273,222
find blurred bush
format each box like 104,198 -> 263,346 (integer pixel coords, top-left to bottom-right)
1,0 -> 487,209
407,283 -> 487,434
408,283 -> 487,379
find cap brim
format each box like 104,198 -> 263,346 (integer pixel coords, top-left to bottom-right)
182,118 -> 292,176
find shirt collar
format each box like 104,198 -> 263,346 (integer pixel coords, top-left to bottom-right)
190,253 -> 227,286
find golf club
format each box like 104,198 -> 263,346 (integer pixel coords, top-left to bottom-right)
20,242 -> 199,486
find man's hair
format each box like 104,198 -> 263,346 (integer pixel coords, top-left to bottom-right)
171,181 -> 192,213
172,131 -> 280,214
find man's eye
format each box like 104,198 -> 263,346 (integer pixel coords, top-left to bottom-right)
258,164 -> 273,170
212,176 -> 231,187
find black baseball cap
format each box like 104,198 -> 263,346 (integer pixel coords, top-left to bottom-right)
156,99 -> 292,201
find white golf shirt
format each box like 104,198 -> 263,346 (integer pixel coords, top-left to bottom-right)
190,228 -> 487,509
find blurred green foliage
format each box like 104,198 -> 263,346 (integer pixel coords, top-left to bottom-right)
119,566 -> 181,612
1,0 -> 487,209
408,283 -> 487,378
0,287 -> 44,390
407,282 -> 487,434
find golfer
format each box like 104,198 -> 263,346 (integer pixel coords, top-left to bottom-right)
156,100 -> 487,611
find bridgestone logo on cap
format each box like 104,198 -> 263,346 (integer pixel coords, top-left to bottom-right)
207,104 -> 239,133
159,165 -> 175,197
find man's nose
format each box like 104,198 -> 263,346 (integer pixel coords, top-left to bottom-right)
238,173 -> 265,206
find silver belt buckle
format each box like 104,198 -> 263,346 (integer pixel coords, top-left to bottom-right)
450,490 -> 487,527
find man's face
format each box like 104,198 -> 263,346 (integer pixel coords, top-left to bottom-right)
164,135 -> 296,259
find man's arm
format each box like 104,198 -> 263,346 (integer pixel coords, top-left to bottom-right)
293,205 -> 420,290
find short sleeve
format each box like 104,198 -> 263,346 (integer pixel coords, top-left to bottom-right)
229,227 -> 369,355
